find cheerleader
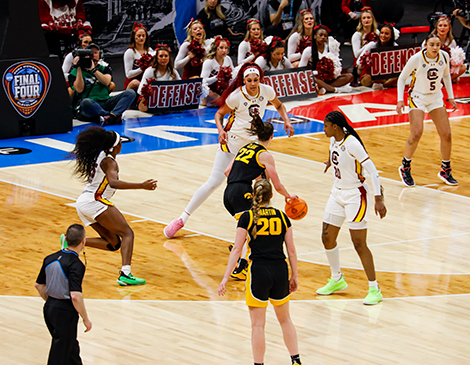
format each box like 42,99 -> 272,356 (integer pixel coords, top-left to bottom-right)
68,127 -> 157,286
163,63 -> 295,239
218,179 -> 302,365
299,25 -> 353,93
201,36 -> 234,105
287,9 -> 315,67
256,37 -> 293,72
123,23 -> 154,91
397,33 -> 458,187
238,19 -> 265,65
351,7 -> 379,60
317,111 -> 386,305
174,19 -> 212,79
357,24 -> 399,89
137,44 -> 181,112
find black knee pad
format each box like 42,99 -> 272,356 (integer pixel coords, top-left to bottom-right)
106,235 -> 121,251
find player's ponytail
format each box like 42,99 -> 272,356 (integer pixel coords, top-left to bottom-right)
324,111 -> 366,149
251,179 -> 272,239
247,115 -> 274,141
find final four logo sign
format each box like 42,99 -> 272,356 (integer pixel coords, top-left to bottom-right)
3,61 -> 51,118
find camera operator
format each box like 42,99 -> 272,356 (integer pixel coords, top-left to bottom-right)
69,43 -> 136,126
453,8 -> 470,28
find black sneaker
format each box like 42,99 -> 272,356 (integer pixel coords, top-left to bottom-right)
438,168 -> 458,185
398,165 -> 415,187
231,258 -> 248,280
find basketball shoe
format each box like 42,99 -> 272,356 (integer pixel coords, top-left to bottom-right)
316,275 -> 348,295
231,258 -> 248,280
60,234 -> 68,250
163,218 -> 184,238
438,167 -> 458,185
363,287 -> 383,305
398,165 -> 415,187
117,272 -> 146,286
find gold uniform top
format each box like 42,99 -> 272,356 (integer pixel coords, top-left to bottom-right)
227,142 -> 267,185
238,206 -> 291,261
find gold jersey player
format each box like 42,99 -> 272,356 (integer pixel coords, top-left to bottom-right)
397,33 -> 458,186
224,116 -> 296,279
219,179 -> 302,365
317,111 -> 387,305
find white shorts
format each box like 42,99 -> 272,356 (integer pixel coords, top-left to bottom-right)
408,90 -> 444,113
220,132 -> 258,155
323,184 -> 370,230
76,192 -> 109,226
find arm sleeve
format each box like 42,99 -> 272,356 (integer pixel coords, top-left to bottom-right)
225,91 -> 238,110
123,49 -> 143,79
255,57 -> 267,71
352,32 -> 364,59
348,138 -> 382,195
237,211 -> 251,230
62,53 -> 73,79
201,60 -> 217,84
397,54 -> 418,102
36,259 -> 46,285
238,41 -> 255,65
174,42 -> 190,69
287,33 -> 301,62
137,67 -> 154,95
362,158 -> 382,196
341,0 -> 352,15
265,84 -> 276,101
68,259 -> 85,293
298,47 -> 311,68
442,52 -> 454,99
283,57 -> 293,69
358,41 -> 376,59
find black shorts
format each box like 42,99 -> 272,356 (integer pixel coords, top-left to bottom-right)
246,260 -> 290,307
223,182 -> 252,219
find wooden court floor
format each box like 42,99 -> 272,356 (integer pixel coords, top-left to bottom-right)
1,115 -> 470,364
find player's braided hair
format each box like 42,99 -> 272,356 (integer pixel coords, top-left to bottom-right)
68,126 -> 118,182
247,115 -> 274,141
325,111 -> 366,149
251,179 -> 272,239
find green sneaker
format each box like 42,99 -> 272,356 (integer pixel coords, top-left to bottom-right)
117,272 -> 146,286
60,234 -> 68,250
316,275 -> 348,295
363,287 -> 383,305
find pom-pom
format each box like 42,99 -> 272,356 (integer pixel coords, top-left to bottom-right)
315,57 -> 335,82
210,66 -> 233,95
250,38 -> 268,55
328,37 -> 341,56
140,78 -> 156,104
450,46 -> 465,75
364,32 -> 378,44
358,50 -> 372,78
188,40 -> 206,67
137,53 -> 154,71
393,27 -> 400,41
297,35 -> 312,54
441,44 -> 451,55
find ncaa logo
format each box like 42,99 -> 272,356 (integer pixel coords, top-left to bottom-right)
3,61 -> 51,118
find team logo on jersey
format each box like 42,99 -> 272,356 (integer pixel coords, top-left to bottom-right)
331,151 -> 339,165
427,68 -> 439,80
244,192 -> 253,200
259,96 -> 264,101
244,102 -> 248,106
341,145 -> 346,151
249,104 -> 260,117
2,61 -> 51,118
439,60 -> 443,66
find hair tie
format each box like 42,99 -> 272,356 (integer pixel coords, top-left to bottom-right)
268,36 -> 284,46
156,43 -> 171,52
186,18 -> 203,29
383,21 -> 396,27
314,24 -> 331,33
243,67 -> 260,78
216,37 -> 231,48
300,8 -> 312,14
246,18 -> 260,30
134,22 -> 145,33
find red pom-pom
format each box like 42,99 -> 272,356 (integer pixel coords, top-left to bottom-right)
315,57 -> 335,82
140,78 -> 156,105
441,44 -> 451,55
364,32 -> 378,44
250,38 -> 268,55
211,66 -> 232,95
137,53 -> 155,71
188,40 -> 206,67
297,35 -> 312,54
358,50 -> 372,79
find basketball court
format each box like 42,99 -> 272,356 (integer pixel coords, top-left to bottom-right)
1,81 -> 470,364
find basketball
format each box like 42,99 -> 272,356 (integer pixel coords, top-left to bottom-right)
285,198 -> 308,220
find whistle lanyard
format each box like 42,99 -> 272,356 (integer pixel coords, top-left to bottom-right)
282,0 -> 294,20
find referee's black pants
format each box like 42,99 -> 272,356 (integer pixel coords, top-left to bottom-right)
44,297 -> 82,365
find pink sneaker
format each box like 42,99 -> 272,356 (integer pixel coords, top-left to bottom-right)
163,218 -> 184,238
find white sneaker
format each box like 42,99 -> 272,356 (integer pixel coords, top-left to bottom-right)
372,83 -> 384,90
334,85 -> 353,93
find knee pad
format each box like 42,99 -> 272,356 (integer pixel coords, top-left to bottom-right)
106,235 -> 121,251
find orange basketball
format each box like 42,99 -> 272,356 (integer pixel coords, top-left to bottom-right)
285,198 -> 308,220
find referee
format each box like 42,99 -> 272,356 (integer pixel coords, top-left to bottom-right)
35,224 -> 92,365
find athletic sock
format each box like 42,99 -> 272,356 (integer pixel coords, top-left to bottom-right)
325,246 -> 342,282
121,265 -> 131,276
179,211 -> 190,224
402,157 -> 412,168
369,280 -> 378,289
441,160 -> 451,169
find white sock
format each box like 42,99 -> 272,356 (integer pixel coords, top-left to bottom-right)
325,246 -> 341,281
121,265 -> 131,275
369,280 -> 378,289
179,211 -> 190,224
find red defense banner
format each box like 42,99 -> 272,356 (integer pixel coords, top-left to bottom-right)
263,67 -> 317,101
147,78 -> 202,114
371,43 -> 421,80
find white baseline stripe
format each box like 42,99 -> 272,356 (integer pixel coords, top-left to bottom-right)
25,138 -> 75,152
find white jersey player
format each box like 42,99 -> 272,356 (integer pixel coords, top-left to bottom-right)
397,33 -> 458,187
163,63 -> 295,239
317,111 -> 386,305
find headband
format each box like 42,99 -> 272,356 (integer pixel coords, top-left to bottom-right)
109,132 -> 121,152
186,18 -> 203,29
156,43 -> 171,52
267,36 -> 284,46
215,37 -> 230,48
246,18 -> 260,30
361,6 -> 372,12
383,21 -> 396,27
134,22 -> 145,33
314,24 -> 331,33
438,15 -> 451,21
243,67 -> 260,78
300,8 -> 312,14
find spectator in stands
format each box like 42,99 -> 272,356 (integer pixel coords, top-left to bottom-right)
427,15 -> 466,82
238,19 -> 265,65
138,44 -> 180,112
256,37 -> 293,71
198,0 -> 244,39
264,0 -> 307,39
123,23 -> 155,91
341,0 -> 370,44
69,43 -> 136,125
201,36 -> 234,106
299,25 -> 353,93
453,8 -> 470,29
175,19 -> 213,79
287,9 -> 315,67
357,24 -> 399,89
